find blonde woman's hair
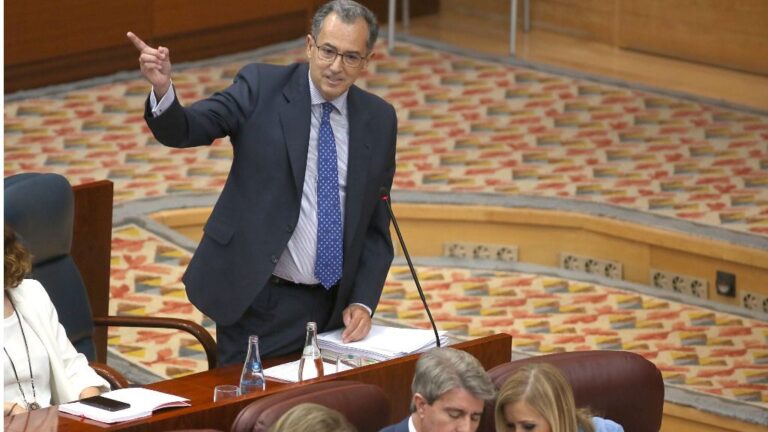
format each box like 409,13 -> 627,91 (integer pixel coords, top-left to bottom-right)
4,224 -> 32,290
268,403 -> 357,432
494,363 -> 594,432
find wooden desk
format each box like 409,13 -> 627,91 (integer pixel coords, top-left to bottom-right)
5,334 -> 512,432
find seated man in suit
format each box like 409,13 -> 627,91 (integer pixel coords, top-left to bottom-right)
381,348 -> 496,432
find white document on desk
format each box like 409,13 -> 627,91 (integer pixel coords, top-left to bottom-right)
58,387 -> 190,424
318,325 -> 449,362
264,359 -> 338,383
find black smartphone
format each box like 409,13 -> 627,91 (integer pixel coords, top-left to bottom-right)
79,395 -> 131,412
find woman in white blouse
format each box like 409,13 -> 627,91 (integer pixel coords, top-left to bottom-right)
4,224 -> 109,416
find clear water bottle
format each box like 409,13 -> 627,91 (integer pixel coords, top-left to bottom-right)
298,321 -> 324,382
239,335 -> 266,393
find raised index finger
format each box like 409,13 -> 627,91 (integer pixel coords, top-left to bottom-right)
126,32 -> 149,51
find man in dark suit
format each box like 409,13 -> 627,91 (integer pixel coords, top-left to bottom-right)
127,0 -> 396,366
380,348 -> 496,432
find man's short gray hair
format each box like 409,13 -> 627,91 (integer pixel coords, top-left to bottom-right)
410,347 -> 497,412
311,0 -> 379,53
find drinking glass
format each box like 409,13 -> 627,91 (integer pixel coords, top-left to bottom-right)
213,384 -> 240,402
335,353 -> 362,373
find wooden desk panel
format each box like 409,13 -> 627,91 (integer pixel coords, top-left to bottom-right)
5,0 -> 439,92
71,180 -> 114,364
5,334 -> 511,431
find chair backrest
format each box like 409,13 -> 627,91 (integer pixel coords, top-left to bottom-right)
230,380 -> 391,432
481,350 -> 664,432
4,172 -> 97,360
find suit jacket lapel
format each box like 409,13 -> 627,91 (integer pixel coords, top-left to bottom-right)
279,64 -> 312,194
343,86 -> 373,251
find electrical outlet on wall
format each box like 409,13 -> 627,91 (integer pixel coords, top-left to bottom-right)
444,242 -> 469,258
496,246 -> 518,262
584,258 -> 601,274
560,253 -> 586,272
650,269 -> 671,290
478,243 -> 518,262
473,244 -> 492,260
688,277 -> 708,299
649,270 -> 708,299
561,253 -> 622,279
445,242 -> 518,262
671,275 -> 688,294
603,262 -> 623,279
740,291 -> 766,312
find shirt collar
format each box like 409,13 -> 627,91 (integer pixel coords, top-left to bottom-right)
308,69 -> 348,116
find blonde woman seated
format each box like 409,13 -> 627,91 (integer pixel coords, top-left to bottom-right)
269,403 -> 356,432
495,363 -> 623,432
4,225 -> 109,417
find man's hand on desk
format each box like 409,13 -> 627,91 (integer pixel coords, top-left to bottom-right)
341,304 -> 372,343
126,31 -> 172,99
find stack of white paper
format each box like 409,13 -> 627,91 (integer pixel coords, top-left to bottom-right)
318,325 -> 448,362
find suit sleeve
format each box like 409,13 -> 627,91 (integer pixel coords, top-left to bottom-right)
349,106 -> 398,311
145,64 -> 261,148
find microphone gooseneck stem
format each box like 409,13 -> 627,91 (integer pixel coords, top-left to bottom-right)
382,194 -> 441,348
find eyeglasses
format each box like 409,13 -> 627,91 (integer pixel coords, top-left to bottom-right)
314,43 -> 366,68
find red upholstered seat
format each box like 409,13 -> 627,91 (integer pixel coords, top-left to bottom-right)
230,380 -> 391,432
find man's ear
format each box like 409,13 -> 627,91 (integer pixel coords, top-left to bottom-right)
413,393 -> 428,415
306,34 -> 314,59
363,50 -> 375,68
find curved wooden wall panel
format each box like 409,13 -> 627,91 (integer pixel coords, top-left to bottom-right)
149,203 -> 768,309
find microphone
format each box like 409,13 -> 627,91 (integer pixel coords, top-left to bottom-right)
379,187 -> 441,348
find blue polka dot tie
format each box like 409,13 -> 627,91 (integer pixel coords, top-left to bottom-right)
314,102 -> 343,289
